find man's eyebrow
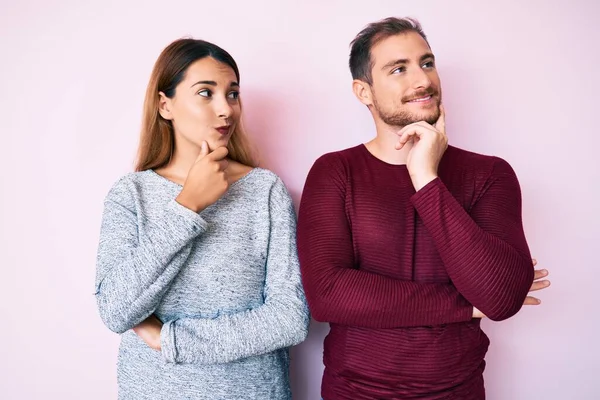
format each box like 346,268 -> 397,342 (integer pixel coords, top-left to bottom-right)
420,53 -> 435,62
381,53 -> 435,70
381,58 -> 409,70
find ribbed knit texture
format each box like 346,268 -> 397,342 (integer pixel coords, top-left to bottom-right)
297,144 -> 533,399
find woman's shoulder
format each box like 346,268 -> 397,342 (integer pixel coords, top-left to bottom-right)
232,167 -> 293,205
103,170 -> 159,203
241,167 -> 288,190
245,167 -> 278,181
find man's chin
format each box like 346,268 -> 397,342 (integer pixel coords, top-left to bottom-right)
403,112 -> 438,126
378,105 -> 441,127
424,113 -> 440,125
417,108 -> 441,125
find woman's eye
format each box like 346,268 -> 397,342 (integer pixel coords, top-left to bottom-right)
198,89 -> 212,97
228,91 -> 240,100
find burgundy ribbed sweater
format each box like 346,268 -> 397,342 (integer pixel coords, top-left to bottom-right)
297,144 -> 533,399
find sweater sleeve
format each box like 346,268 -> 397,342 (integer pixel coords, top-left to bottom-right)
410,158 -> 534,321
94,177 -> 207,334
160,178 -> 310,364
297,155 -> 473,329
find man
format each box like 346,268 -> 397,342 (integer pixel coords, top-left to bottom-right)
297,17 -> 550,399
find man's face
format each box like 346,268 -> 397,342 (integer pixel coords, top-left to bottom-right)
367,31 -> 442,127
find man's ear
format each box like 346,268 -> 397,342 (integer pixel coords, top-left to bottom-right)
158,92 -> 173,120
352,79 -> 374,107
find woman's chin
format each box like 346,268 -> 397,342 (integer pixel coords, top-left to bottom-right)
196,137 -> 230,152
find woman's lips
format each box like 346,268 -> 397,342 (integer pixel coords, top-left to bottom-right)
216,127 -> 230,135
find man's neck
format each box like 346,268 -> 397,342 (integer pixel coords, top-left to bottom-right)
364,120 -> 412,165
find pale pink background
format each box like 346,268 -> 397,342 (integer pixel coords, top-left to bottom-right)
1,0 -> 598,399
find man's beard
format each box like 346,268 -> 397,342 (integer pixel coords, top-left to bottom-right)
373,91 -> 441,127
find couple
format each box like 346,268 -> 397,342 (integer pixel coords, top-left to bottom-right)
94,17 -> 550,400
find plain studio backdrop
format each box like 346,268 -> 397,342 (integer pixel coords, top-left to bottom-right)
1,0 -> 598,399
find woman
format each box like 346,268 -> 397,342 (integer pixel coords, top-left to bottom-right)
94,38 -> 309,399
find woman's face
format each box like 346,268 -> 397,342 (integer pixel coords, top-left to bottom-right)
159,56 -> 241,152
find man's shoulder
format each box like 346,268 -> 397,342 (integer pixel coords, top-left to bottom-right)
311,144 -> 363,170
446,145 -> 507,166
444,145 -> 516,178
316,144 -> 363,162
446,145 -> 495,162
305,145 -> 366,186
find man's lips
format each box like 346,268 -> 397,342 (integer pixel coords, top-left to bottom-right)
406,95 -> 433,103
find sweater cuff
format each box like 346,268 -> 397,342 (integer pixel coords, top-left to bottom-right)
410,177 -> 453,218
160,320 -> 178,363
166,199 -> 208,232
410,177 -> 443,203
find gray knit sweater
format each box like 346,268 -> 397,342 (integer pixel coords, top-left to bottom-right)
94,168 -> 309,400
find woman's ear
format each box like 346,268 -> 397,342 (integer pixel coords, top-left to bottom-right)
158,92 -> 173,120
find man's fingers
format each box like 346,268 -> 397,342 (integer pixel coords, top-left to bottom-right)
395,130 -> 418,149
396,124 -> 434,149
523,296 -> 542,305
395,119 -> 447,150
533,268 -> 549,280
530,280 -> 551,291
